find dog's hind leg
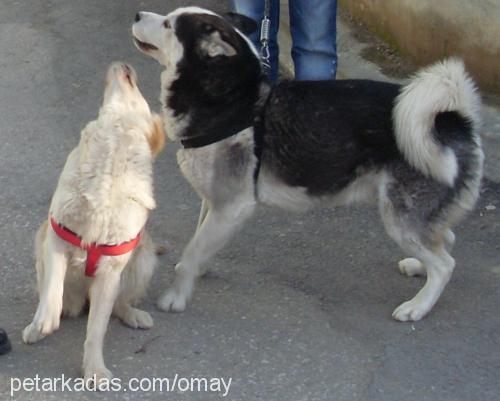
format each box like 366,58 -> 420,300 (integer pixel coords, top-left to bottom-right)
380,191 -> 455,321
392,243 -> 455,321
397,228 -> 455,277
113,232 -> 156,329
113,300 -> 153,330
158,201 -> 255,312
23,225 -> 68,343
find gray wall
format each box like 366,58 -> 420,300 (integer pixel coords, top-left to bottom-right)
339,0 -> 500,93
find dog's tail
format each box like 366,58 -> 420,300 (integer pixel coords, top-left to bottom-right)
393,58 -> 481,185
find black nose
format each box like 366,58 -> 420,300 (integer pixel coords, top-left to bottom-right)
135,12 -> 141,22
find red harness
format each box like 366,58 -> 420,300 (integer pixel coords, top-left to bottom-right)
50,217 -> 142,277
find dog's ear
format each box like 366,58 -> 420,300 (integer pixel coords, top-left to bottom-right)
199,29 -> 237,58
223,12 -> 258,35
148,113 -> 166,158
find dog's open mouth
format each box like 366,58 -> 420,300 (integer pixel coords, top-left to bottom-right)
134,37 -> 158,52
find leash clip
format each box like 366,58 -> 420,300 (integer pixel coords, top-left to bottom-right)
260,16 -> 271,71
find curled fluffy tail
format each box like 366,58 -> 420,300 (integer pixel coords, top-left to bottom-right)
393,58 -> 481,185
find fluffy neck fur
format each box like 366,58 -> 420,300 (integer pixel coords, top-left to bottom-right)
52,109 -> 155,244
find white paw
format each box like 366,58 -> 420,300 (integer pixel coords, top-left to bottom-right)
121,308 -> 154,329
22,322 -> 47,344
398,258 -> 426,277
157,289 -> 187,313
84,365 -> 113,391
392,299 -> 430,322
22,310 -> 61,344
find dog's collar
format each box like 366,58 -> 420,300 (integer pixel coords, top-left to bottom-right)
180,123 -> 253,149
50,217 -> 142,277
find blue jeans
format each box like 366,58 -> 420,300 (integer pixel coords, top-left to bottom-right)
231,0 -> 337,83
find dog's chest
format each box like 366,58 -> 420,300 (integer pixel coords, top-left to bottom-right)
176,146 -> 217,200
176,129 -> 258,204
50,145 -> 151,245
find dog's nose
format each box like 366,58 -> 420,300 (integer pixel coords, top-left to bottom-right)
135,12 -> 141,22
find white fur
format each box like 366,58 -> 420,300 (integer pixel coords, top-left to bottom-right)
398,258 -> 425,277
23,63 -> 160,386
168,6 -> 217,18
393,58 -> 481,185
257,167 -> 314,212
258,169 -> 385,212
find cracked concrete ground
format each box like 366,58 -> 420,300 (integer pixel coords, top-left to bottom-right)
1,1 -> 499,400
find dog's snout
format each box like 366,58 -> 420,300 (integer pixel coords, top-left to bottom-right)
134,12 -> 141,22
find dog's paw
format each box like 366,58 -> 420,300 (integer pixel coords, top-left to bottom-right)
22,311 -> 61,344
22,322 -> 47,344
398,258 -> 426,277
392,300 -> 429,322
157,290 -> 187,313
120,307 -> 154,329
84,366 -> 113,391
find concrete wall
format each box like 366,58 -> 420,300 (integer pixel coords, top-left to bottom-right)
339,0 -> 500,93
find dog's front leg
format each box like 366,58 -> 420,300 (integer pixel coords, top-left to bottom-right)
158,201 -> 255,312
23,230 -> 68,344
82,258 -> 124,387
196,198 -> 209,232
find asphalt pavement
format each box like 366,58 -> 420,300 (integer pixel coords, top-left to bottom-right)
0,1 -> 499,400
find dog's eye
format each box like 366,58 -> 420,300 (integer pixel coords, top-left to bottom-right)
202,23 -> 215,33
163,19 -> 171,29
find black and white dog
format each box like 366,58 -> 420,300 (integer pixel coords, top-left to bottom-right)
132,7 -> 483,321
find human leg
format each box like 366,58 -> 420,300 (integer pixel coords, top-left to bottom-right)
289,0 -> 338,80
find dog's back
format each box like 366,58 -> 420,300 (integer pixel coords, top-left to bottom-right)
260,79 -> 402,195
259,60 -> 483,212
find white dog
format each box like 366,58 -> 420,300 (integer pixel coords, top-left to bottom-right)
23,63 -> 165,385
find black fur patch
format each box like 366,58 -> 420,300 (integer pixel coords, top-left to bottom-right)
260,80 -> 402,195
434,111 -> 473,145
169,13 -> 264,142
429,111 -> 481,223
